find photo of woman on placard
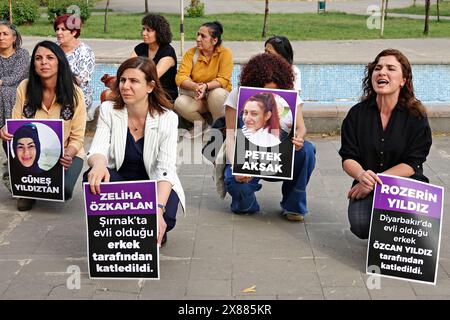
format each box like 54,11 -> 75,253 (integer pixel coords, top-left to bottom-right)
10,122 -> 62,172
240,92 -> 281,148
10,123 -> 43,174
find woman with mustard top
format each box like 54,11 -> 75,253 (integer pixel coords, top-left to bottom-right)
0,41 -> 86,211
174,21 -> 233,136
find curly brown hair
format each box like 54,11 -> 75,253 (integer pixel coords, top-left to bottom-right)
361,48 -> 426,118
141,14 -> 172,46
239,53 -> 294,89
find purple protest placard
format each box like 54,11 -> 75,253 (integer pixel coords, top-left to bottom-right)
367,174 -> 444,285
232,86 -> 298,179
84,181 -> 159,279
6,119 -> 64,201
373,174 -> 443,219
85,180 -> 157,216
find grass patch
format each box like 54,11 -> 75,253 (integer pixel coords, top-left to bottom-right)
389,1 -> 450,17
18,12 -> 450,40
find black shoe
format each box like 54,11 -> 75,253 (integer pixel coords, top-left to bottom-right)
17,198 -> 36,211
161,233 -> 167,246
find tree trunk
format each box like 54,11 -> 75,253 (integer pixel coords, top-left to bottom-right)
424,0 -> 431,35
104,0 -> 110,33
437,0 -> 440,22
380,0 -> 386,37
145,0 -> 149,13
384,0 -> 389,20
8,0 -> 12,23
262,0 -> 269,38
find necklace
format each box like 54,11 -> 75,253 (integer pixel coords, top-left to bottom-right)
129,118 -> 142,132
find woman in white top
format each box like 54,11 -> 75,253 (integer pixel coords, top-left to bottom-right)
264,35 -> 302,99
85,57 -> 185,246
54,14 -> 95,119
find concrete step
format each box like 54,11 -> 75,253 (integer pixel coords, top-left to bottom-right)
86,103 -> 450,135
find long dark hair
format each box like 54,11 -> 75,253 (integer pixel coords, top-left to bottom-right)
264,35 -> 294,65
25,41 -> 77,120
361,48 -> 426,118
114,56 -> 172,115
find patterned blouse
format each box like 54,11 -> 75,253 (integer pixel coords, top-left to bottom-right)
0,48 -> 30,128
64,41 -> 95,110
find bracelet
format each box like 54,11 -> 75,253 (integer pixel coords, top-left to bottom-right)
204,82 -> 209,92
157,203 -> 166,214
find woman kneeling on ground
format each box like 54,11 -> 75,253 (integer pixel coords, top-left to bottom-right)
339,49 -> 432,239
85,57 -> 185,246
223,53 -> 316,222
0,40 -> 86,211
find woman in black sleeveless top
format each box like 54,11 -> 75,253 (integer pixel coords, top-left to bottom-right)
132,14 -> 178,102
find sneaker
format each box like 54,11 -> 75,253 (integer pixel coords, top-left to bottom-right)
283,211 -> 305,222
17,198 -> 36,211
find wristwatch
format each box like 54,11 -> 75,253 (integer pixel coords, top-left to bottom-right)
157,203 -> 166,214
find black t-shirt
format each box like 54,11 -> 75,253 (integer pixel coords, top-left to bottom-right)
339,98 -> 432,184
134,43 -> 178,102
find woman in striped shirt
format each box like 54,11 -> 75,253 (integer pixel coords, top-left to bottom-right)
85,57 -> 185,246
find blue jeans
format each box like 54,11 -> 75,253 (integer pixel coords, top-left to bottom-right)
224,140 -> 316,215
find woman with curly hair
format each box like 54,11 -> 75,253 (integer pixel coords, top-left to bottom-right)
339,49 -> 432,239
131,14 -> 178,102
223,53 -> 316,221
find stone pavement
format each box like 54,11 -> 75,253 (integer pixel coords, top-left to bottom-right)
0,134 -> 449,300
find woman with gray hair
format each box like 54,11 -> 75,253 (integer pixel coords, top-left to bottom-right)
0,20 -> 29,179
0,20 -> 29,132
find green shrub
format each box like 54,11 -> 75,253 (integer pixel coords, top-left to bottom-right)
0,0 -> 40,25
47,0 -> 92,23
186,0 -> 205,18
